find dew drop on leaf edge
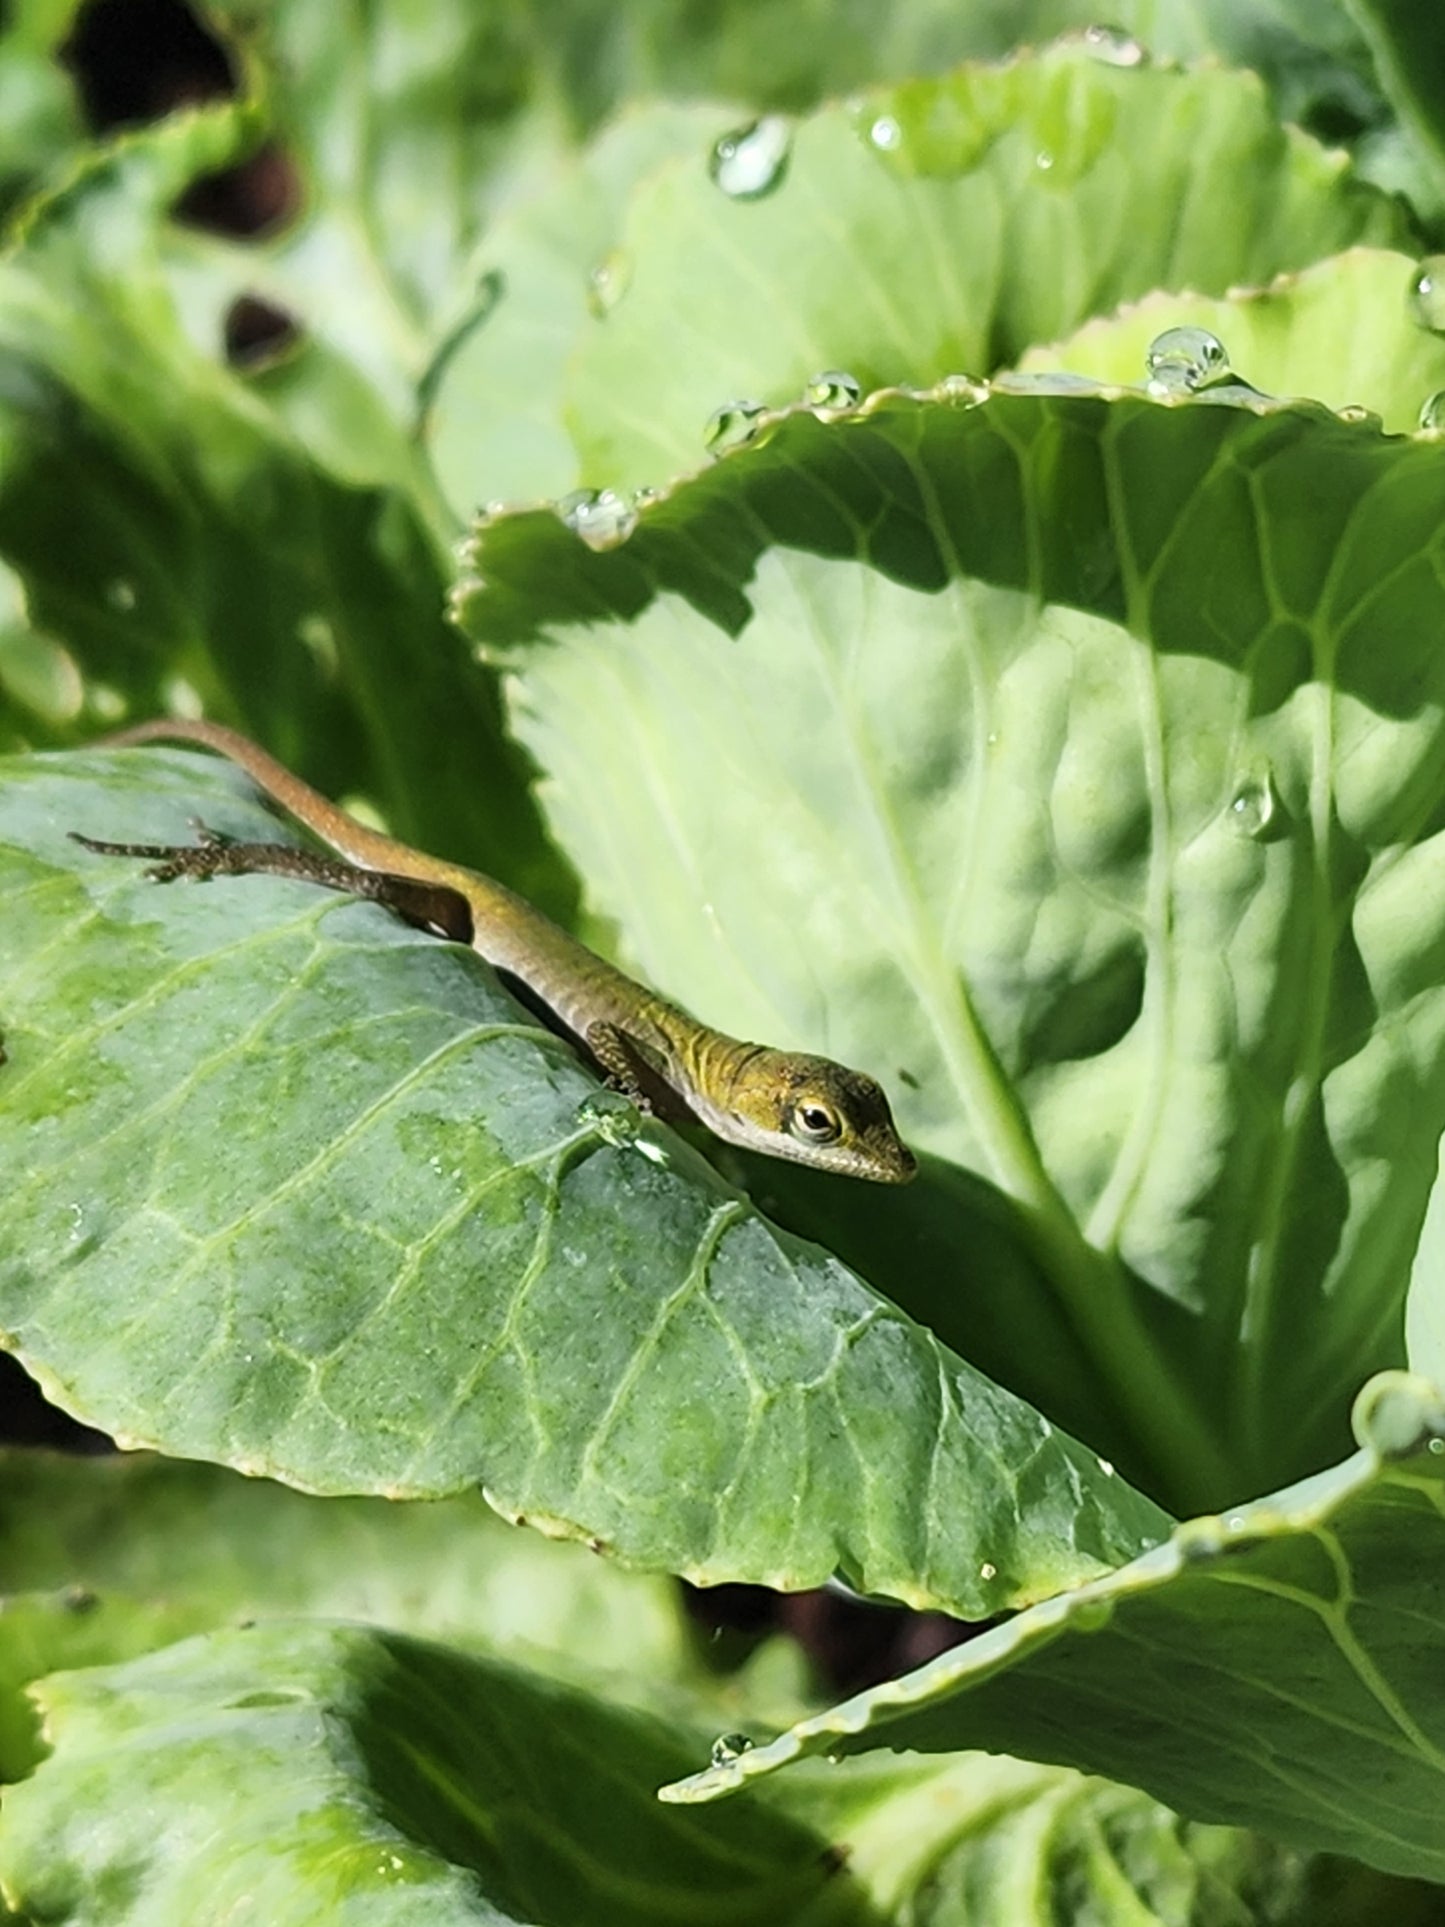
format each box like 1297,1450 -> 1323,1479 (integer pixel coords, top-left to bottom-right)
869,114 -> 902,152
708,116 -> 791,200
1420,390 -> 1445,432
1145,325 -> 1229,393
704,398 -> 767,456
710,1732 -> 755,1768
804,368 -> 861,411
556,488 -> 638,551
1081,23 -> 1147,66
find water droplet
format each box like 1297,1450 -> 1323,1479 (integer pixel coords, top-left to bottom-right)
586,250 -> 631,318
937,372 -> 987,405
631,484 -> 662,510
1097,1457 -> 1115,1477
1337,403 -> 1382,430
1034,147 -> 1055,172
869,115 -> 902,152
576,1089 -> 643,1147
1430,1436 -> 1445,1455
557,488 -> 638,550
1410,255 -> 1445,333
1419,391 -> 1445,432
709,116 -> 792,200
1145,326 -> 1229,393
1082,24 -> 1147,66
803,369 -> 861,411
67,1202 -> 85,1240
710,1732 -> 754,1768
979,1561 -> 997,1581
704,398 -> 767,456
1228,770 -> 1279,840
105,578 -> 137,611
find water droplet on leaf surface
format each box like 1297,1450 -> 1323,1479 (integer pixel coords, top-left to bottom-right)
704,399 -> 767,455
1229,771 -> 1279,840
804,369 -> 861,411
1420,391 -> 1445,432
586,250 -> 630,318
577,1090 -> 643,1147
979,1561 -> 997,1581
869,115 -> 902,152
709,117 -> 792,199
711,1733 -> 755,1767
1410,256 -> 1445,332
1146,326 -> 1229,393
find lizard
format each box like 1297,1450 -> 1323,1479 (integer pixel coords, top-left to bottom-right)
72,719 -> 917,1183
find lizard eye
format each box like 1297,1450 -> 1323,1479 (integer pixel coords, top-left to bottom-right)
789,1100 -> 842,1145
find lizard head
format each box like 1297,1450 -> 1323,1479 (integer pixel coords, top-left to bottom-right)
717,1050 -> 917,1183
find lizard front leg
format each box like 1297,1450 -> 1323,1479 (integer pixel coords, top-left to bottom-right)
583,1020 -> 657,1112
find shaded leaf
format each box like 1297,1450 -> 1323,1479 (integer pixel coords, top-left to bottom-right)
668,1372 -> 1445,1885
0,1621 -> 873,1926
0,1447 -> 692,1782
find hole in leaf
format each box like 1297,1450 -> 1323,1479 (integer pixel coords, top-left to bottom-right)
62,0 -> 236,130
175,139 -> 302,239
223,294 -> 302,371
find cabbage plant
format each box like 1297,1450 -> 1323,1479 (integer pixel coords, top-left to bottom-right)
5,2 -> 1445,1919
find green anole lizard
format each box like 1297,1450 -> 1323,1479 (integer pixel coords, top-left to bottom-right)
73,720 -> 916,1183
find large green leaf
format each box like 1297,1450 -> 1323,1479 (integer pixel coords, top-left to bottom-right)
445,40 -> 1407,507
667,1372 -> 1445,1885
12,1452 -> 1395,1926
457,375 -> 1445,1514
0,1622 -> 871,1926
175,1 -> 1105,504
0,748 -> 1166,1615
6,1618 -> 1423,1927
767,1751 -> 1443,1926
0,1449 -> 693,1782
